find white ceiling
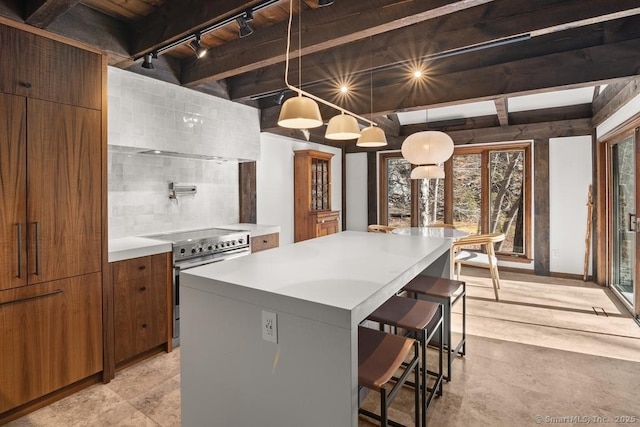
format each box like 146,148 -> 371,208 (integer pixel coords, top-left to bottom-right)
396,86 -> 599,126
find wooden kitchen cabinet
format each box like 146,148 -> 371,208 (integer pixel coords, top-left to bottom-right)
0,24 -> 102,110
0,23 -> 105,421
112,253 -> 172,366
250,233 -> 280,253
0,273 -> 103,414
294,150 -> 340,242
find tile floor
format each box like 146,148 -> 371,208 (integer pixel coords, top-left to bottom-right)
7,268 -> 640,427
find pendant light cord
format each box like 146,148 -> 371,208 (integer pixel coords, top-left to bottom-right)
281,0 -> 377,125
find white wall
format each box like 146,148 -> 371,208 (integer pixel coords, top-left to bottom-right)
257,133 -> 342,245
345,153 -> 368,231
549,136 -> 593,275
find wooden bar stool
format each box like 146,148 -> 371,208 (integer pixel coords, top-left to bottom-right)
403,275 -> 466,382
358,326 -> 420,427
366,296 -> 444,427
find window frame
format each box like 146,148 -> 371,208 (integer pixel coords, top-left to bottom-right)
378,142 -> 532,261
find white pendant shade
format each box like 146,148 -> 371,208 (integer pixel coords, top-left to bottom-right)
410,165 -> 445,179
401,131 -> 454,165
325,113 -> 361,140
277,96 -> 323,129
356,126 -> 387,147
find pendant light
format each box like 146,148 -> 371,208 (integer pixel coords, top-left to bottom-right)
401,109 -> 453,178
277,0 -> 323,129
357,36 -> 387,147
325,112 -> 360,140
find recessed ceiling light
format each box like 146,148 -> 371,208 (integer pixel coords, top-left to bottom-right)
340,85 -> 348,94
413,69 -> 423,79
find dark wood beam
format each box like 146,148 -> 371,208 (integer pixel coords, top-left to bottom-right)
534,138 -> 550,275
45,3 -> 130,62
592,77 -> 640,127
340,119 -> 593,153
0,0 -> 21,20
131,0 -> 265,58
229,0 -> 640,100
495,97 -> 508,127
372,115 -> 400,137
183,0 -> 491,87
239,162 -> 257,223
260,22 -> 640,122
367,152 -> 377,226
25,0 -> 80,28
509,104 -> 592,125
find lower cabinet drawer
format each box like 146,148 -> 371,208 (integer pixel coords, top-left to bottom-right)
251,233 -> 279,253
112,253 -> 169,365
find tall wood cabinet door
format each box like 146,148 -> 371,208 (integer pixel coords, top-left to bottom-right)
0,25 -> 32,97
26,99 -> 101,284
0,273 -> 103,413
0,93 -> 27,291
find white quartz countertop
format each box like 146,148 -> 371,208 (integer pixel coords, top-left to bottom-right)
182,231 -> 450,329
217,223 -> 280,237
108,237 -> 172,263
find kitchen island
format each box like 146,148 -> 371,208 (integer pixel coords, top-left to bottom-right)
180,231 -> 451,427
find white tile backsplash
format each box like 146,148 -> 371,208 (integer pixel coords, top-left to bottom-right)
108,151 -> 239,238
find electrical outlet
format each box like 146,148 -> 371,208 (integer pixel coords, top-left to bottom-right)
552,249 -> 559,259
262,311 -> 278,343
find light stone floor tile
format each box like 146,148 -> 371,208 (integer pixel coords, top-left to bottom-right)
7,268 -> 640,427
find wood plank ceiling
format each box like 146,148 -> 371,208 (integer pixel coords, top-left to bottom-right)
3,0 -> 640,149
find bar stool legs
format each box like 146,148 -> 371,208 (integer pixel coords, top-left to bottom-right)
358,326 -> 420,427
366,296 -> 444,427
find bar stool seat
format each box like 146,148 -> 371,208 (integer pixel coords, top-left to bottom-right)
403,275 -> 466,382
358,326 -> 420,427
367,296 -> 443,427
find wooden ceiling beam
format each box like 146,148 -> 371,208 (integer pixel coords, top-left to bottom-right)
130,0 -> 266,58
181,0 -> 492,87
229,0 -> 640,100
341,119 -> 593,153
259,21 -> 640,127
592,77 -> 640,127
25,0 -> 80,28
494,97 -> 509,127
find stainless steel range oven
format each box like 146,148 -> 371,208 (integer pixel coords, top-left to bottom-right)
146,227 -> 250,347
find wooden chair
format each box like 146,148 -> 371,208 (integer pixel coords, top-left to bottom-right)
367,224 -> 396,233
452,233 -> 505,301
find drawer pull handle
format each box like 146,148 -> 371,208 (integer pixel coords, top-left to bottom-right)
263,240 -> 268,244
139,265 -> 146,270
140,286 -> 147,291
142,323 -> 147,329
0,289 -> 63,307
16,223 -> 22,278
32,222 -> 40,276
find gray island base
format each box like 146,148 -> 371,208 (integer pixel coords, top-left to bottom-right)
180,231 -> 450,427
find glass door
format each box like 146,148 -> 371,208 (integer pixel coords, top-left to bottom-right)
610,132 -> 638,316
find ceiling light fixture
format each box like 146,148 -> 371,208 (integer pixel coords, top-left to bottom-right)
135,0 -> 281,68
277,0 -> 379,140
189,32 -> 207,58
401,109 -> 453,179
141,52 -> 156,69
237,15 -> 254,38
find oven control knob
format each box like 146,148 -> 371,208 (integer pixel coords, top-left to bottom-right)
238,238 -> 244,244
191,248 -> 197,254
180,248 -> 185,254
199,247 -> 203,252
208,245 -> 213,251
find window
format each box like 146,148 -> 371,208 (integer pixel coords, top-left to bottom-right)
379,143 -> 532,259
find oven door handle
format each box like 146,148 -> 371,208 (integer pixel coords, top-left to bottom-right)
175,249 -> 250,270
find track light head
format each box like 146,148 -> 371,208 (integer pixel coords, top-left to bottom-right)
189,32 -> 207,58
141,53 -> 154,69
275,91 -> 286,105
317,0 -> 334,6
237,16 -> 254,38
